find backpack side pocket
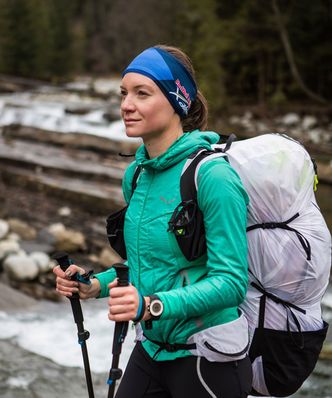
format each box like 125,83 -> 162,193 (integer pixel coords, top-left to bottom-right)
168,200 -> 206,261
106,206 -> 128,259
249,321 -> 328,397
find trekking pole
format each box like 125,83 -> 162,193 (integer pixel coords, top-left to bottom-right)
107,263 -> 129,398
53,252 -> 95,398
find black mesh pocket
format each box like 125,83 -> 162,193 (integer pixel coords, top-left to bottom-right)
106,206 -> 128,259
249,321 -> 329,397
168,200 -> 206,261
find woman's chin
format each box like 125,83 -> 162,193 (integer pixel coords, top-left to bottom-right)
125,128 -> 142,138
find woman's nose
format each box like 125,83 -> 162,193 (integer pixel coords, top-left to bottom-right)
121,95 -> 135,112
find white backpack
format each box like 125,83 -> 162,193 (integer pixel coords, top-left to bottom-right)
168,133 -> 331,397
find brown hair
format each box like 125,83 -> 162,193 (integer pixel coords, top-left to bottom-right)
154,45 -> 208,131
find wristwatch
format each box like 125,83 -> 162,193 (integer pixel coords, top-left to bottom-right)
148,295 -> 164,320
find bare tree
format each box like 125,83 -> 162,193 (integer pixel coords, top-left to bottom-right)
271,0 -> 328,104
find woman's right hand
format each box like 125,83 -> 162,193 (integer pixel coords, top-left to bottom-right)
53,264 -> 101,299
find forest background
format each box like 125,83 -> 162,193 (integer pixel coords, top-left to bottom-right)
0,3 -> 332,397
0,0 -> 331,127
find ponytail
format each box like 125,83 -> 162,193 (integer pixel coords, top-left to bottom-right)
154,44 -> 209,131
181,90 -> 208,132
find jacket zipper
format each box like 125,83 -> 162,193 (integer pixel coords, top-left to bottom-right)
136,168 -> 155,289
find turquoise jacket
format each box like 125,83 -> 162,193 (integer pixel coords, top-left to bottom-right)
95,130 -> 249,360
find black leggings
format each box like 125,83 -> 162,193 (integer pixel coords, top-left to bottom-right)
115,342 -> 252,398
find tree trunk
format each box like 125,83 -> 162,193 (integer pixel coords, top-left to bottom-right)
271,0 -> 328,104
257,52 -> 266,106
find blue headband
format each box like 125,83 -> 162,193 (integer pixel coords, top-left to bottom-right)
122,47 -> 197,117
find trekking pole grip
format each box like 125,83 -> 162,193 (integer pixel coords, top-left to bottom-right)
53,251 -> 72,272
113,263 -> 129,287
53,251 -> 82,308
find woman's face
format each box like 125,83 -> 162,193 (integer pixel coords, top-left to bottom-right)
120,73 -> 180,141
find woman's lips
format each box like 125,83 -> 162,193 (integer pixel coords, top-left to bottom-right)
124,119 -> 140,125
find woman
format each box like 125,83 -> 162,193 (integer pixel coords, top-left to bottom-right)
54,45 -> 252,397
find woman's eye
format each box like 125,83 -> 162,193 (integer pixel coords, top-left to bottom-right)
137,91 -> 149,97
120,90 -> 127,97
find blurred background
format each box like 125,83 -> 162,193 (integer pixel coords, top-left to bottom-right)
0,1 -> 331,397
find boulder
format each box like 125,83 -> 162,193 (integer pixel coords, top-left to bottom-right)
307,128 -> 323,144
229,115 -> 242,125
0,240 -> 20,261
48,223 -> 86,253
3,254 -> 39,281
0,219 -> 9,240
30,252 -> 52,273
57,206 -> 72,217
6,232 -> 21,242
7,218 -> 37,240
302,115 -> 318,130
282,113 -> 300,126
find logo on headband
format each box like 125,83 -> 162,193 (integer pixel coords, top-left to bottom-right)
169,79 -> 192,115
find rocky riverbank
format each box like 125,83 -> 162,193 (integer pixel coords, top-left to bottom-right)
0,339 -> 108,398
0,78 -> 332,397
0,211 -> 122,300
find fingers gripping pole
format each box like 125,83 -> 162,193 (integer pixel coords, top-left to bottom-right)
108,263 -> 129,398
53,251 -> 85,327
53,252 -> 95,398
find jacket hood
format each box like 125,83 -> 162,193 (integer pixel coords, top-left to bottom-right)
135,130 -> 220,170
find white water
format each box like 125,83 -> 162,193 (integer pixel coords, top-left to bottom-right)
0,298 -> 135,374
0,86 -> 141,144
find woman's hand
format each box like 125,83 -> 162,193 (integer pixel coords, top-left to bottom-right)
108,280 -> 150,322
53,264 -> 101,299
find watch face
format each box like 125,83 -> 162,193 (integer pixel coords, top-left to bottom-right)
151,300 -> 163,317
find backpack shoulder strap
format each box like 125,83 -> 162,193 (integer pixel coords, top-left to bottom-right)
130,165 -> 142,198
168,143 -> 230,261
180,149 -> 213,202
180,147 -> 229,202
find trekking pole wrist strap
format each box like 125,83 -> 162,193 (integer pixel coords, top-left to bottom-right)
75,270 -> 94,285
133,292 -> 146,323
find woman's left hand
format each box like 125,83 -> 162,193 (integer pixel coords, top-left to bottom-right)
107,279 -> 141,322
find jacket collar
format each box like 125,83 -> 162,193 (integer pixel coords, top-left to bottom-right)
135,130 -> 220,170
